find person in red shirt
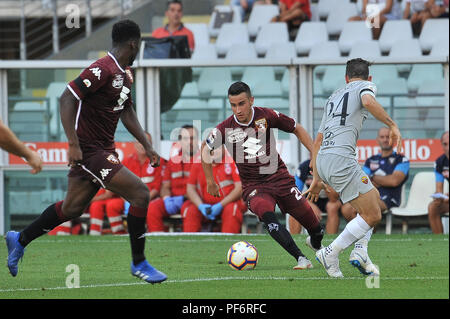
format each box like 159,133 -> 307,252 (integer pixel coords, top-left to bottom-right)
271,0 -> 311,36
152,0 -> 195,51
89,188 -> 126,235
185,145 -> 246,233
146,125 -> 199,231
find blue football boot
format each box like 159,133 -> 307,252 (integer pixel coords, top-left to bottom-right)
131,260 -> 167,284
5,231 -> 25,277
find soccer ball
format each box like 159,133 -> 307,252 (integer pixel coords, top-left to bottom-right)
227,241 -> 258,270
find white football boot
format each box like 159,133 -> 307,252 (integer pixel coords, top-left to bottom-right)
349,248 -> 380,276
315,247 -> 344,278
306,236 -> 324,253
293,256 -> 313,270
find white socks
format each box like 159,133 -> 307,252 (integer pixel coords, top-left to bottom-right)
327,214 -> 372,256
354,227 -> 373,251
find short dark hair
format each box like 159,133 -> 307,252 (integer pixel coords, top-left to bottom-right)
346,58 -> 371,80
112,19 -> 141,45
228,81 -> 252,97
167,0 -> 182,9
178,124 -> 198,140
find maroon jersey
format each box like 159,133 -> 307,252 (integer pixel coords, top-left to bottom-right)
206,106 -> 296,189
67,52 -> 133,153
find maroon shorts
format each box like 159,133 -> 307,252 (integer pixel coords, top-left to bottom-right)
68,149 -> 123,188
243,175 -> 311,220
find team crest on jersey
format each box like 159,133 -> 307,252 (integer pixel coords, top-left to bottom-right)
361,176 -> 369,184
255,118 -> 267,133
389,157 -> 396,165
146,164 -> 155,174
370,162 -> 379,171
224,163 -> 232,175
112,74 -> 124,89
227,129 -> 247,143
106,154 -> 120,164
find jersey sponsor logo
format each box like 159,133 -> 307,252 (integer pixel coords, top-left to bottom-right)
83,79 -> 91,88
113,86 -> 130,111
112,74 -> 124,89
370,162 -> 380,171
89,67 -> 102,80
106,154 -> 120,164
146,164 -> 155,174
100,168 -> 112,180
361,176 -> 369,184
227,129 -> 247,144
242,137 -> 264,159
224,163 -> 232,175
389,157 -> 396,165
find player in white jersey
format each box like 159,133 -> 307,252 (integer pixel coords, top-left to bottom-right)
305,58 -> 402,278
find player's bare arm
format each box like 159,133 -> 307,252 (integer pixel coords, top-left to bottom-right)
0,118 -> 43,174
201,141 -> 220,197
293,123 -> 313,153
361,94 -> 402,153
371,170 -> 406,188
303,132 -> 325,202
60,88 -> 83,167
186,183 -> 204,207
219,181 -> 242,207
120,106 -> 160,167
160,180 -> 172,199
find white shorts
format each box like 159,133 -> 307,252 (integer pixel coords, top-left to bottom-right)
316,153 -> 374,204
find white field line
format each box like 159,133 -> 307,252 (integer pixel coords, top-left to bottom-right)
0,276 -> 448,293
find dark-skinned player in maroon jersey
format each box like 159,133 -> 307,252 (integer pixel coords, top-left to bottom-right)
5,20 -> 167,283
202,82 -> 325,269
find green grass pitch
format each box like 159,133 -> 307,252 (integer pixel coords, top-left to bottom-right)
0,234 -> 448,299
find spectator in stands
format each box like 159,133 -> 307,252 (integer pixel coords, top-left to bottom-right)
232,0 -> 274,22
349,0 -> 402,39
184,145 -> 246,233
152,0 -> 195,51
289,159 -> 347,234
0,118 -> 42,174
89,189 -> 127,235
270,0 -> 311,38
429,0 -> 449,18
146,125 -> 199,231
403,0 -> 431,36
428,131 -> 449,234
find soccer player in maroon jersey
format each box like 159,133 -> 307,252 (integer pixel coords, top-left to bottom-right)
5,20 -> 167,283
202,82 -> 324,269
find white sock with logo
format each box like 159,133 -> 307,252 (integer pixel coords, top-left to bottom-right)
327,214 -> 372,256
354,228 -> 373,252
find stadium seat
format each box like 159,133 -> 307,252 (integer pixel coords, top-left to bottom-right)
209,5 -> 242,38
241,66 -> 276,87
308,41 -> 341,59
294,22 -> 328,56
252,80 -> 283,97
184,23 -> 209,46
191,44 -> 217,76
198,67 -> 233,97
407,64 -> 444,92
338,21 -> 372,55
310,2 -> 319,21
348,40 -> 381,59
10,102 -> 50,141
370,64 -> 399,87
389,39 -> 422,73
379,20 -> 413,54
430,36 -> 449,57
247,4 -> 279,38
415,80 -> 446,107
419,18 -> 449,52
377,78 -> 408,110
115,120 -> 133,142
326,2 -> 358,37
254,23 -> 289,56
215,23 -> 249,56
264,42 -> 296,75
226,43 -> 257,76
390,172 -> 435,234
281,69 -> 290,96
321,65 -> 346,95
45,82 -> 67,138
318,0 -> 349,20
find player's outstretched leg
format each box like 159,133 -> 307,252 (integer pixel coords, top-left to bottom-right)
260,212 -> 313,270
349,228 -> 379,275
107,167 -> 167,284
